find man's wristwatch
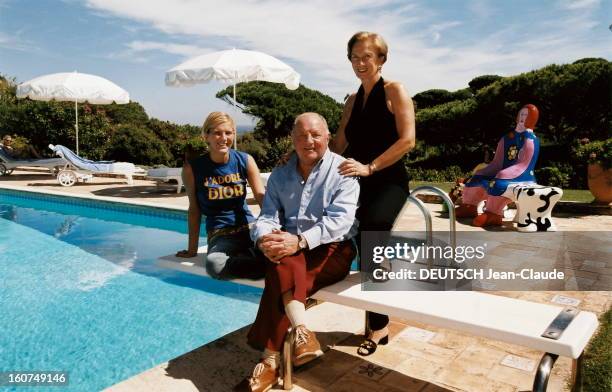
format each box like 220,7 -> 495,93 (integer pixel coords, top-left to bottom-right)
297,234 -> 308,250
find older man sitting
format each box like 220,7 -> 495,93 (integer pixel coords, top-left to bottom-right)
235,113 -> 360,392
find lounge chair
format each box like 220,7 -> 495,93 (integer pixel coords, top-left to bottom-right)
0,147 -> 66,176
147,167 -> 183,193
49,144 -> 143,187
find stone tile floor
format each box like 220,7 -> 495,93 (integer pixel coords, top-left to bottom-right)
2,169 -> 610,392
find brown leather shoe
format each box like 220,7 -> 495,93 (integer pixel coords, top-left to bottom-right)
472,211 -> 503,227
234,362 -> 279,392
293,325 -> 323,367
455,203 -> 478,218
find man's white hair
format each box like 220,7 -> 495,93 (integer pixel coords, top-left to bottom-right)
292,112 -> 329,134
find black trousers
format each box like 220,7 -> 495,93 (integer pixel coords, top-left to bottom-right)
356,179 -> 409,331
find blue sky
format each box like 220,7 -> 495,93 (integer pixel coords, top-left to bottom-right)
1,0 -> 610,127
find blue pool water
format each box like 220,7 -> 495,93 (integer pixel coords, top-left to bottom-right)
0,190 -> 262,391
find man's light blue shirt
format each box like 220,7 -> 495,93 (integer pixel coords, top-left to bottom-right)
251,148 -> 360,249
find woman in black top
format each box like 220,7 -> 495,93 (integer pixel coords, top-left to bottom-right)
331,31 -> 416,356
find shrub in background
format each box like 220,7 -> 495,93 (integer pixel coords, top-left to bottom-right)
536,163 -> 572,188
263,136 -> 293,170
406,165 -> 468,182
572,138 -> 612,169
413,88 -> 472,110
106,125 -> 173,166
237,132 -> 268,166
468,74 -> 503,93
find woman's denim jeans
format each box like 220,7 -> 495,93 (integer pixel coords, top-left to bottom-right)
206,230 -> 266,280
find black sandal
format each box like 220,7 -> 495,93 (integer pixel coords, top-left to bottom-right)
357,335 -> 388,356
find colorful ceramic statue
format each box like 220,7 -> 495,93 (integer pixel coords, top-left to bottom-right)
455,104 -> 540,226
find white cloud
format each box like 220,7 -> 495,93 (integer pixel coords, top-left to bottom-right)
561,0 -> 600,10
101,50 -> 150,64
101,40 -> 211,65
126,40 -> 210,58
428,21 -> 462,44
468,0 -> 496,19
83,0 -> 611,100
0,32 -> 11,45
0,31 -> 38,52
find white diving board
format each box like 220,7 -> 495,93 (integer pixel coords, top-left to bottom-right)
158,251 -> 597,358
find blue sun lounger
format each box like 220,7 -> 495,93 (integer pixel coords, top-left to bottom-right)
49,144 -> 144,186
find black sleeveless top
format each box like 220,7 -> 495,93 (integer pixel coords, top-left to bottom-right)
345,77 -> 409,187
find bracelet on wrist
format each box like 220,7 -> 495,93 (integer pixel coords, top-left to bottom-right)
368,162 -> 377,175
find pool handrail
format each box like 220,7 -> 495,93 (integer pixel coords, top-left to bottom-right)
408,185 -> 457,251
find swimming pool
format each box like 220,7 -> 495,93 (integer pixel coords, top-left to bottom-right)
0,189 -> 262,391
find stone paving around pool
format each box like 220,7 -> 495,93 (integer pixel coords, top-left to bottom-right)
2,169 -> 610,392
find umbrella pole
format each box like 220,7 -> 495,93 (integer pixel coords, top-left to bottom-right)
233,81 -> 237,150
75,99 -> 79,155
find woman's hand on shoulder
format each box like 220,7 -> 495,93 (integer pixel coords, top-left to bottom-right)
338,158 -> 371,177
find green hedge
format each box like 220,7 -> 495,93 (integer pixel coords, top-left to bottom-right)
406,165 -> 468,182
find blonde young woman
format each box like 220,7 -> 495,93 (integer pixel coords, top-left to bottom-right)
177,112 -> 266,280
332,32 -> 416,355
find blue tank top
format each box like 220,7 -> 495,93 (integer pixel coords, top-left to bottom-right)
190,149 -> 254,231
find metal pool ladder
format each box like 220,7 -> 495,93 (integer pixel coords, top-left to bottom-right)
391,185 -> 457,264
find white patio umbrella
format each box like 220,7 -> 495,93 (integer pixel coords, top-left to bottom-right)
165,49 -> 301,148
16,72 -> 130,155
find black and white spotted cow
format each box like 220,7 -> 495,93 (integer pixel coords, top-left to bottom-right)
503,184 -> 563,232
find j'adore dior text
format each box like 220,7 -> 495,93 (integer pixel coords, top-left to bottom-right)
204,173 -> 245,200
